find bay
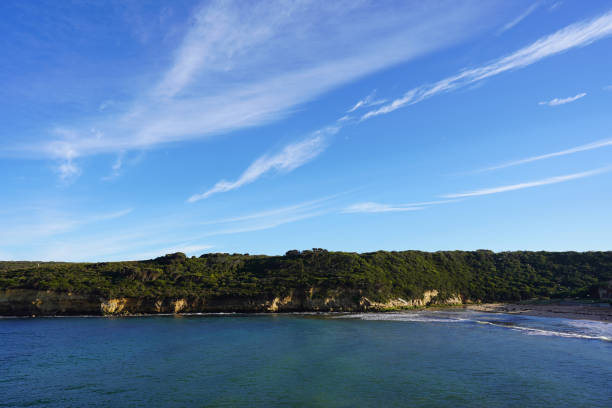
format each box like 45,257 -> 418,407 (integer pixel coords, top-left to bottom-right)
1,311 -> 611,407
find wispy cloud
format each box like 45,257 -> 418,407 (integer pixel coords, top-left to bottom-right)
343,202 -> 425,213
498,2 -> 541,34
0,196 -> 307,261
90,208 -> 134,222
443,167 -> 610,198
362,10 -> 612,121
13,0 -> 493,171
9,197 -> 337,261
604,85 -> 612,91
347,91 -> 386,113
166,197 -> 338,244
475,138 -> 612,172
202,195 -> 339,225
57,159 -> 81,182
200,211 -> 329,238
539,92 -> 586,106
102,152 -> 125,181
25,232 -> 179,262
343,199 -> 457,213
190,194 -> 348,238
0,207 -> 133,245
187,9 -> 612,199
188,126 -> 337,202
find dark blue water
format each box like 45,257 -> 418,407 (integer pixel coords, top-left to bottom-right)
1,310 -> 611,407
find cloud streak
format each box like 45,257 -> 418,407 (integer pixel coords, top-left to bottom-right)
187,194 -> 349,238
188,127 -> 337,202
201,195 -> 340,224
476,138 -> 612,172
347,91 -> 386,113
343,199 -> 458,213
0,207 -> 133,245
0,196 -> 340,261
498,2 -> 541,34
539,92 -> 586,106
343,202 -> 425,213
361,10 -> 612,121
443,167 -> 610,198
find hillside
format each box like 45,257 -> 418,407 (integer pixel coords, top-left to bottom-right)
1,250 -> 611,315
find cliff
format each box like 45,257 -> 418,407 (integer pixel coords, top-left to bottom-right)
0,288 -> 463,316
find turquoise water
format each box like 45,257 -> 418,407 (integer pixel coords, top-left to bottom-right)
1,310 -> 611,407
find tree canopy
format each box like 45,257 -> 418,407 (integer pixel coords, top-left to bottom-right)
1,250 -> 611,302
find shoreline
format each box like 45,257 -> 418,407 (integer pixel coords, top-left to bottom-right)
464,302 -> 612,323
1,302 -> 611,323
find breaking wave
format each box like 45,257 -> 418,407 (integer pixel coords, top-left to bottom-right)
335,312 -> 466,323
475,320 -> 612,342
334,310 -> 612,342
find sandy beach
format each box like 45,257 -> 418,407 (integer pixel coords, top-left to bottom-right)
466,302 -> 612,323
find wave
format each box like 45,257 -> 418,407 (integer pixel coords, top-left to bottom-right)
334,311 -> 612,342
475,320 -> 612,341
567,319 -> 612,338
334,312 -> 467,323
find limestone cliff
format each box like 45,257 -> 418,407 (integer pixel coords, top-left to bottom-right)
0,288 -> 465,316
360,290 -> 463,310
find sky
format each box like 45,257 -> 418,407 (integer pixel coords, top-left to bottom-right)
1,0 -> 612,261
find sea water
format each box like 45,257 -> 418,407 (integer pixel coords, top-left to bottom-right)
1,310 -> 611,407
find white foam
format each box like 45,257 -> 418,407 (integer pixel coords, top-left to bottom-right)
334,311 -> 612,342
567,319 -> 612,338
476,320 -> 612,341
334,312 -> 466,323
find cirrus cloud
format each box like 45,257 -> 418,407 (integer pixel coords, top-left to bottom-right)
539,92 -> 586,106
443,167 -> 610,198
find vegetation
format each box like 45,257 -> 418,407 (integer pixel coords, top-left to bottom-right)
1,250 -> 611,302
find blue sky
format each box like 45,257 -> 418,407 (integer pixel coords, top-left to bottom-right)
1,0 -> 612,261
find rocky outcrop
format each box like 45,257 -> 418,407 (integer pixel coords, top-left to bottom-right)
360,290 -> 463,311
172,298 -> 188,313
0,288 -> 465,316
439,294 -> 463,305
100,298 -> 129,314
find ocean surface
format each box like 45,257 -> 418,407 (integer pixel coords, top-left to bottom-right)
1,310 -> 611,407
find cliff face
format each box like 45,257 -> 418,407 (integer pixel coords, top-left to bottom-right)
0,289 -> 101,316
0,288 -> 463,316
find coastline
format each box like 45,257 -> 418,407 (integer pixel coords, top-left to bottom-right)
2,302 -> 611,323
465,302 -> 612,323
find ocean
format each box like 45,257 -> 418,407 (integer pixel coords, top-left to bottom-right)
1,310 -> 611,407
